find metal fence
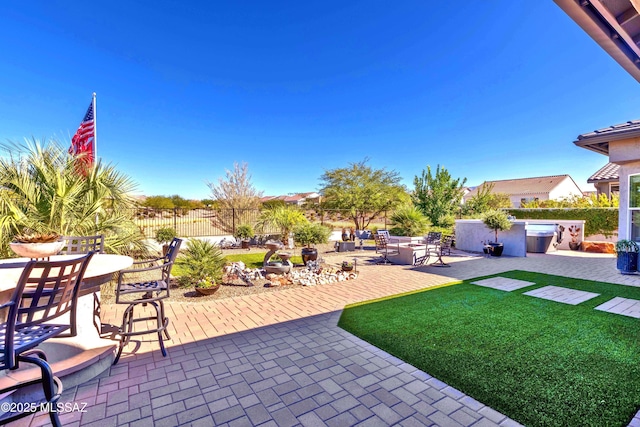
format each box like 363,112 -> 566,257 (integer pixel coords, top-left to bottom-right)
131,207 -> 387,239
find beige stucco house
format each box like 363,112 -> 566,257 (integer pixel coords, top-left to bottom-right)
555,0 -> 640,240
463,175 -> 584,207
588,162 -> 620,199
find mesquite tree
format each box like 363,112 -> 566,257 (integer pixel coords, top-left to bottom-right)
319,160 -> 409,231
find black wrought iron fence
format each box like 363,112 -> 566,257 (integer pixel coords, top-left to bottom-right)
130,207 -> 387,238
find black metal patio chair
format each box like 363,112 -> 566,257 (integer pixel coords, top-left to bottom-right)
113,238 -> 182,364
0,253 -> 94,427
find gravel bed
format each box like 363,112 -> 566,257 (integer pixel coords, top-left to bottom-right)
102,242 -> 372,304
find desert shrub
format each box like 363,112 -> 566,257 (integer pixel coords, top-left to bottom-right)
293,222 -> 331,247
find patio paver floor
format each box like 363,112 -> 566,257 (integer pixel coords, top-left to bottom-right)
523,285 -> 600,305
12,249 -> 640,427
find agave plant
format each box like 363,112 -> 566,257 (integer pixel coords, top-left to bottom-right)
0,138 -> 149,257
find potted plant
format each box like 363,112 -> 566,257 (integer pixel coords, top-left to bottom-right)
616,239 -> 639,274
175,239 -> 225,295
10,232 -> 64,258
567,225 -> 581,250
341,260 -> 354,272
234,224 -> 254,250
481,210 -> 512,257
194,276 -> 221,295
155,227 -> 177,256
293,222 -> 331,265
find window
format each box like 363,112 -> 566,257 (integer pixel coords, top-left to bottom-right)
610,183 -> 620,195
629,175 -> 640,241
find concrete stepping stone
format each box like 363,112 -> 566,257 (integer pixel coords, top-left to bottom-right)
471,277 -> 536,292
523,285 -> 599,305
595,297 -> 640,318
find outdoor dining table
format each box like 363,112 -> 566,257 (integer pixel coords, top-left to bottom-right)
0,254 -> 133,336
0,253 -> 133,389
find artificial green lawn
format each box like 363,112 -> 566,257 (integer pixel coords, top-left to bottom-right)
338,271 -> 640,427
223,252 -> 303,269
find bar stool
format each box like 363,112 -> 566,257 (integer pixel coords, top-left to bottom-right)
113,238 -> 182,364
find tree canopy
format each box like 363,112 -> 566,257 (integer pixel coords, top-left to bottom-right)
319,160 -> 408,230
412,165 -> 467,227
462,182 -> 512,215
207,162 -> 262,210
206,162 -> 263,232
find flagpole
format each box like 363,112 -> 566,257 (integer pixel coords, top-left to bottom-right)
92,92 -> 97,162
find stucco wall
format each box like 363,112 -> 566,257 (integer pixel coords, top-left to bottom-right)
455,220 -> 527,257
548,176 -> 583,201
508,193 -> 548,207
610,139 -> 640,164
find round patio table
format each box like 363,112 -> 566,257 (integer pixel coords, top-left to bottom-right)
0,254 -> 133,332
0,254 -> 134,386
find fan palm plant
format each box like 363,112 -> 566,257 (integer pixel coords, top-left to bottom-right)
256,205 -> 308,245
0,138 -> 148,257
389,204 -> 431,236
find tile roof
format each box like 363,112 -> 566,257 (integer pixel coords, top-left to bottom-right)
587,163 -> 620,183
574,119 -> 640,155
466,175 -> 575,197
577,120 -> 640,140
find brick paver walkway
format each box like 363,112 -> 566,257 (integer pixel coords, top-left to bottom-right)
12,249 -> 640,427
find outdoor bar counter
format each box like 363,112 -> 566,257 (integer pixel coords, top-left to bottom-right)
0,254 -> 133,389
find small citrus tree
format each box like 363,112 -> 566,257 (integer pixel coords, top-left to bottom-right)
482,210 -> 512,243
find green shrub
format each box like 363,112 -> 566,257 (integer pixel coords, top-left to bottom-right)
293,222 -> 331,247
506,208 -> 617,237
155,227 -> 177,245
175,239 -> 225,287
389,205 -> 430,236
234,224 -> 254,240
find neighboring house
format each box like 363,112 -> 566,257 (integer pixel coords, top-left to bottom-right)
587,163 -> 620,199
463,175 -> 584,208
260,192 -> 321,206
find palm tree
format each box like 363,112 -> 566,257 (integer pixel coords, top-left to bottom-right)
256,204 -> 308,245
0,138 -> 148,257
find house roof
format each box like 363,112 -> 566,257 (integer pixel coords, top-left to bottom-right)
587,162 -> 620,183
554,0 -> 640,84
465,175 -> 576,198
573,119 -> 640,155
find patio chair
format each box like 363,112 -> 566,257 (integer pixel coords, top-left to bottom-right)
375,234 -> 399,264
440,234 -> 453,256
374,230 -> 391,253
59,234 -> 105,255
0,253 -> 94,427
425,232 -> 442,246
113,237 -> 182,364
431,235 -> 453,267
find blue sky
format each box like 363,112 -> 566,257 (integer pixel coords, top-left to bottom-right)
1,1 -> 638,200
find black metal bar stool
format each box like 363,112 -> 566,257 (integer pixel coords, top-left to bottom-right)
113,238 -> 181,364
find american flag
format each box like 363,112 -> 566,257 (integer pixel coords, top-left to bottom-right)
69,101 -> 95,168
